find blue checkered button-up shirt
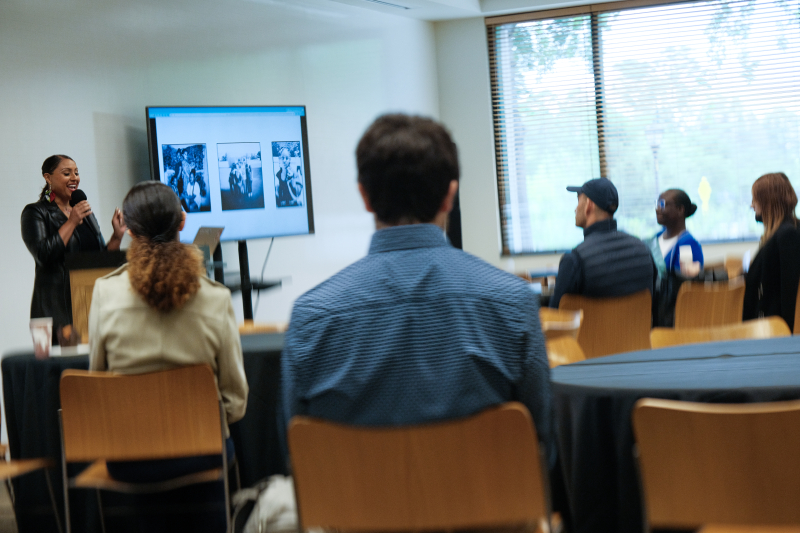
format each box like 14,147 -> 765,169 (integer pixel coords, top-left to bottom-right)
282,224 -> 553,461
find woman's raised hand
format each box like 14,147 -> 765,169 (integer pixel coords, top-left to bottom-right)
111,207 -> 127,239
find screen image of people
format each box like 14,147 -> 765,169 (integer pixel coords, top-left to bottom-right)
162,143 -> 210,213
147,106 -> 314,242
217,142 -> 265,211
272,141 -> 305,208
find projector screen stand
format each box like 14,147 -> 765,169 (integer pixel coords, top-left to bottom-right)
213,240 -> 282,320
238,240 -> 254,320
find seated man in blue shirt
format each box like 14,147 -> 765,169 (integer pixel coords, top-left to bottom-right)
550,178 -> 655,308
282,113 -> 554,467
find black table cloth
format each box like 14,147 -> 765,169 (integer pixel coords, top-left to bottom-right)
2,332 -> 288,533
552,335 -> 800,533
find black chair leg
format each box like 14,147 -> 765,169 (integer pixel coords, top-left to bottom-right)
96,490 -> 107,533
44,469 -> 64,533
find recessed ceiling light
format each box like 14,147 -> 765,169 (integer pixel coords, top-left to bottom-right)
360,0 -> 411,9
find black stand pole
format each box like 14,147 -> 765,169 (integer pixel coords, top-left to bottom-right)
213,245 -> 224,284
238,240 -> 253,320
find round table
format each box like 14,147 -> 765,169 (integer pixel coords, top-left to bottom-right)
551,335 -> 800,533
2,332 -> 288,533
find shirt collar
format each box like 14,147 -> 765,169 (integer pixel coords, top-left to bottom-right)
369,224 -> 450,254
584,218 -> 617,237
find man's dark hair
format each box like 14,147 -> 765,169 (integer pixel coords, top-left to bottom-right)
356,114 -> 459,224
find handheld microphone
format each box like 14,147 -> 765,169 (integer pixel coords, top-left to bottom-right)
69,189 -> 101,236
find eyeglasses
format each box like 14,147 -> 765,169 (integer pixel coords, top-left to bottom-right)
655,199 -> 673,210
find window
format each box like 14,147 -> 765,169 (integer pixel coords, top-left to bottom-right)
488,0 -> 800,255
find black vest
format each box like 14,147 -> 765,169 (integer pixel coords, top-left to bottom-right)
573,220 -> 654,298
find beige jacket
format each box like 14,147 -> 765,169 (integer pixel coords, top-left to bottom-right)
88,265 -> 248,428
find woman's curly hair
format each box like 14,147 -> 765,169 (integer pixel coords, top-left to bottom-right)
123,181 -> 203,312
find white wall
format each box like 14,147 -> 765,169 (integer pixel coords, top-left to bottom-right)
1,4 -> 763,363
434,17 -> 760,274
1,16 -> 440,355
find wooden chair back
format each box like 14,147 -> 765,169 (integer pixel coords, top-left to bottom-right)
725,257 -> 744,279
69,267 -> 118,344
239,320 -> 287,335
288,402 -> 549,532
701,526 -> 800,533
546,337 -> 586,368
516,272 -> 533,282
559,290 -> 651,358
633,398 -> 800,529
650,317 -> 791,348
59,365 -> 223,462
539,307 -> 583,342
674,280 -> 745,328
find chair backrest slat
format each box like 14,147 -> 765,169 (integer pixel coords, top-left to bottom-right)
633,398 -> 800,529
289,402 -> 548,532
540,308 -> 583,342
650,317 -> 790,348
559,290 -> 651,358
60,365 -> 222,462
546,337 -> 586,368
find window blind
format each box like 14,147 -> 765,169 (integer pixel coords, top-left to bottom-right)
488,0 -> 800,255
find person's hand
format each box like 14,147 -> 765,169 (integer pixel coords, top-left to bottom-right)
111,207 -> 127,239
681,261 -> 702,278
68,200 -> 92,226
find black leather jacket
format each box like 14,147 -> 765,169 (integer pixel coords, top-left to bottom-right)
21,200 -> 105,338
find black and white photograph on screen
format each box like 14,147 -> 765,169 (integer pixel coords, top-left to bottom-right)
272,141 -> 305,208
217,142 -> 265,211
162,144 -> 211,213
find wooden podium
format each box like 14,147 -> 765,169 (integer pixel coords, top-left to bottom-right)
65,250 -> 127,344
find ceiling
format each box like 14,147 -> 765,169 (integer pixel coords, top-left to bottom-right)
0,0 -> 600,68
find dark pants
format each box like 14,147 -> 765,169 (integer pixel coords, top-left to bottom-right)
105,438 -> 235,533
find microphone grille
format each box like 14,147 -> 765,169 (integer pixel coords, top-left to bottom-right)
69,189 -> 87,207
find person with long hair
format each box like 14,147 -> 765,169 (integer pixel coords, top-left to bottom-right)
88,181 -> 247,532
743,172 -> 800,331
21,154 -> 125,343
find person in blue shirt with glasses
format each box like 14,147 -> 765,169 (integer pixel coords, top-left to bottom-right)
648,189 -> 704,278
647,189 -> 704,326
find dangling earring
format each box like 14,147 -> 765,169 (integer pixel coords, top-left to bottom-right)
45,183 -> 54,203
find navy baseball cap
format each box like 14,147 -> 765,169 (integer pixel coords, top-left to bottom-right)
566,178 -> 619,214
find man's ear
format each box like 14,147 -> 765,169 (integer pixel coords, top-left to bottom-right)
439,180 -> 459,214
358,182 -> 375,214
584,197 -> 595,218
179,211 -> 187,232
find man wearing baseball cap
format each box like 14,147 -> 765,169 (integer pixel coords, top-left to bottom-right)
549,178 -> 655,308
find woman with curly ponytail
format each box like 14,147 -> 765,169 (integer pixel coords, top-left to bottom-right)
88,181 -> 248,532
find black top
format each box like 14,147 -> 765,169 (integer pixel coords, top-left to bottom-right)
20,200 -> 106,341
743,219 -> 800,332
550,219 -> 655,308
